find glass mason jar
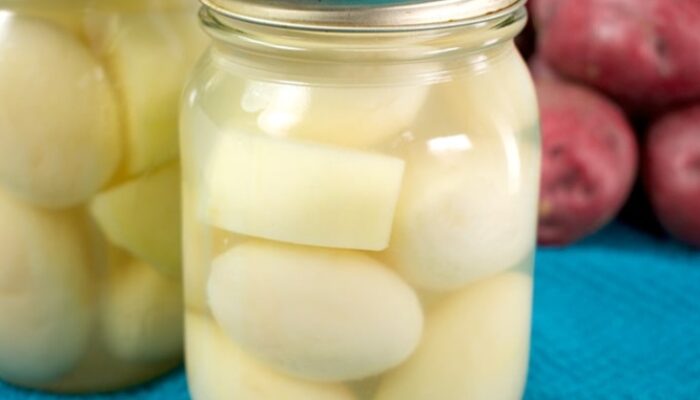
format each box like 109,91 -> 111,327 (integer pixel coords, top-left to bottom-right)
181,0 -> 540,399
0,0 -> 205,393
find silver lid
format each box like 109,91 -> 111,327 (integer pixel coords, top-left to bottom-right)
200,0 -> 523,32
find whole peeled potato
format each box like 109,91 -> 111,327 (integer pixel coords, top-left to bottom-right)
537,0 -> 700,112
0,16 -> 121,208
537,80 -> 638,246
644,105 -> 700,247
0,191 -> 94,385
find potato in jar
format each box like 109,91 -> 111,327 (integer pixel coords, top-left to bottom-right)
85,11 -> 207,176
90,163 -> 182,277
100,249 -> 183,364
0,16 -> 121,209
186,313 -> 355,400
3,2 -> 86,36
240,80 -> 428,148
202,131 -> 405,251
442,45 -> 538,138
376,48 -> 540,292
207,240 -> 424,382
375,272 -> 532,400
0,191 -> 94,385
383,130 -> 538,291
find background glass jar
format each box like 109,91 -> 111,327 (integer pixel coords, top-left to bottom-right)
0,0 -> 205,393
181,0 -> 540,399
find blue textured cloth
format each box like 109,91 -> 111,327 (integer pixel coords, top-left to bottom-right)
1,223 -> 698,399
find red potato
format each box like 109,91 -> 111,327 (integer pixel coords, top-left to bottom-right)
644,105 -> 700,247
536,0 -> 700,112
537,80 -> 638,246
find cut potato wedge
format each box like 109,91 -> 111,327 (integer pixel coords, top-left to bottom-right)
100,250 -> 183,363
207,241 -> 423,381
186,313 -> 355,400
375,273 -> 532,400
203,131 -> 405,251
90,163 -> 181,277
85,10 -> 206,175
0,16 -> 121,208
0,191 -> 93,385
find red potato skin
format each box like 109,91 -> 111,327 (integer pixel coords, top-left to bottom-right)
537,0 -> 700,112
537,80 -> 638,246
644,105 -> 700,247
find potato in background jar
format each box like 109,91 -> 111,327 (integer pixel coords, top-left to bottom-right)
0,191 -> 94,385
0,16 -> 121,209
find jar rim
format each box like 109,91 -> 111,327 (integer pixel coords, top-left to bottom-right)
199,0 -> 524,32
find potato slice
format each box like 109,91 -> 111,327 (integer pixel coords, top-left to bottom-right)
207,241 -> 423,381
203,132 -> 405,251
241,80 -> 428,148
100,250 -> 183,363
0,191 -> 93,385
85,10 -> 206,175
375,272 -> 533,400
90,163 -> 181,277
186,313 -> 355,400
0,16 -> 121,208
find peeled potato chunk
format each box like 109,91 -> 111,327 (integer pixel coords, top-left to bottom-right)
207,241 -> 423,381
383,131 -> 539,291
90,163 -> 181,277
100,250 -> 183,364
380,52 -> 539,291
0,16 -> 121,208
375,272 -> 533,400
443,44 -> 538,137
0,191 -> 93,385
86,11 -> 207,175
6,3 -> 86,36
241,80 -> 428,148
186,313 -> 355,400
203,131 -> 405,251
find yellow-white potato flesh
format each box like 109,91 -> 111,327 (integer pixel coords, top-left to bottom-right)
203,131 -> 405,251
186,313 -> 355,400
0,16 -> 121,208
375,272 -> 532,400
207,241 -> 423,381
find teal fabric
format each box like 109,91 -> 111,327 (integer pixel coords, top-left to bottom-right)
1,223 -> 698,399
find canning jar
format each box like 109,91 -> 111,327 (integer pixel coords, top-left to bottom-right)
0,0 -> 205,393
181,0 -> 540,399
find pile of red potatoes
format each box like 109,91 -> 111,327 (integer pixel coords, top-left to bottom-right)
521,0 -> 700,247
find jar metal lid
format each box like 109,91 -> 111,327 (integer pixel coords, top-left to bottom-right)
200,0 -> 523,32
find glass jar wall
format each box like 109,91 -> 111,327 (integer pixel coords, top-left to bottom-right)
181,1 -> 540,399
0,0 -> 205,392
